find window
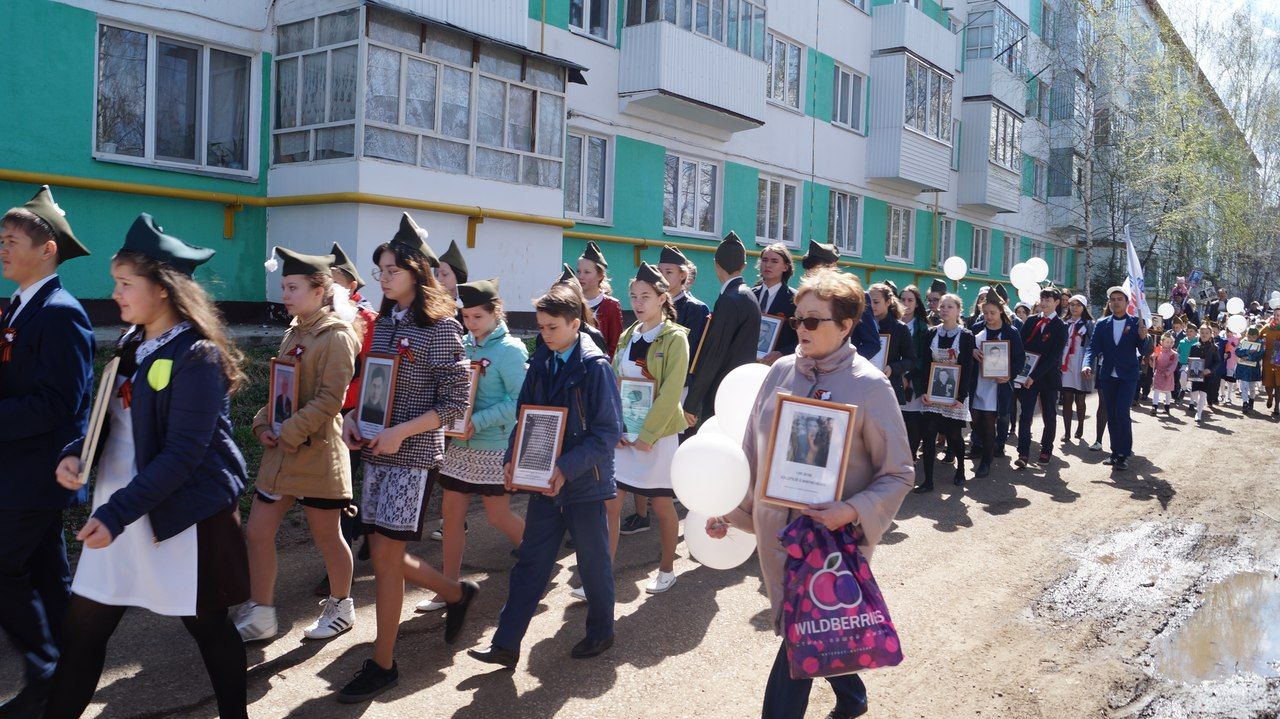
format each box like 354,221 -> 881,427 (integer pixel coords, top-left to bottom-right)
832,66 -> 865,131
1053,248 -> 1066,282
965,4 -> 1028,75
951,120 -> 962,169
1033,159 -> 1048,200
1037,79 -> 1051,123
829,190 -> 861,255
1041,2 -> 1055,46
935,218 -> 955,267
272,10 -> 360,164
756,177 -> 799,245
1001,237 -> 1019,275
971,227 -> 990,273
1049,148 -> 1081,198
96,23 -> 255,174
988,105 -> 1022,172
766,34 -> 802,109
565,132 -> 609,221
664,153 -> 719,234
886,205 -> 914,261
844,0 -> 869,11
570,0 -> 611,40
904,57 -> 953,143
1029,240 -> 1045,261
625,0 -> 767,60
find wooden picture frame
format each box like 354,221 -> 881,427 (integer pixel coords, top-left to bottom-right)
1188,356 -> 1205,378
756,314 -> 784,360
760,394 -> 857,510
443,362 -> 482,439
79,356 -> 120,484
980,340 -> 1011,381
689,312 -> 713,374
868,333 -> 892,371
357,352 -> 400,440
926,362 -> 962,404
268,358 -> 299,436
618,377 -> 656,443
1014,351 -> 1040,387
511,405 -> 570,492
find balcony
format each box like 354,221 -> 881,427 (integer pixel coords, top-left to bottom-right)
871,1 -> 956,73
962,59 -> 1025,116
957,102 -> 1020,213
372,0 -> 528,46
866,54 -> 951,193
1049,195 -> 1085,232
618,22 -> 766,135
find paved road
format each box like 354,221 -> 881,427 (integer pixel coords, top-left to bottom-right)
3,393 -> 1278,718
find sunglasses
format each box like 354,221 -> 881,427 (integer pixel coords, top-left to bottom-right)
788,316 -> 837,331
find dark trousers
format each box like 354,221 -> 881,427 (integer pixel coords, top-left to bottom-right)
920,414 -> 965,483
971,409 -> 998,466
1016,382 -> 1059,458
0,509 -> 71,685
492,494 -> 614,651
762,641 -> 867,719
1100,377 -> 1138,458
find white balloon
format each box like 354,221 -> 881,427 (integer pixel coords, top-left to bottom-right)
1158,303 -> 1175,320
1026,257 -> 1049,283
1227,297 -> 1245,315
1008,263 -> 1031,288
684,510 -> 757,570
943,256 -> 967,281
1227,314 -> 1248,334
1017,284 -> 1039,307
670,433 -> 750,517
1273,298 -> 1280,309
1271,290 -> 1280,300
698,415 -> 725,438
714,362 -> 771,444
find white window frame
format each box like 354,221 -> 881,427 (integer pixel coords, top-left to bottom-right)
971,227 -> 991,273
904,56 -> 954,144
988,105 -> 1022,172
965,3 -> 1028,75
570,0 -> 614,42
765,32 -> 804,111
1041,2 -> 1055,47
1001,236 -> 1019,275
951,119 -> 962,170
756,175 -> 800,247
564,130 -> 612,224
828,189 -> 862,256
843,0 -> 870,13
663,152 -> 720,237
93,20 -> 260,180
1029,239 -> 1045,262
1037,79 -> 1051,123
935,218 -> 955,267
831,64 -> 865,132
886,205 -> 914,262
1033,159 -> 1048,201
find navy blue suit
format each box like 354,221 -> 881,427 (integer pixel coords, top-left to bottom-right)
1084,314 -> 1145,458
0,277 -> 93,686
1016,314 -> 1067,459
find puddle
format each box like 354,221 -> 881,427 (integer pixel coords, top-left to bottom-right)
1154,572 -> 1280,683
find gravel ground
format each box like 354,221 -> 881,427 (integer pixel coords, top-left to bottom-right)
3,392 -> 1278,718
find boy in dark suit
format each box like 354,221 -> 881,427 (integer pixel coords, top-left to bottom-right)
1015,286 -> 1068,467
752,242 -> 798,364
0,186 -> 94,718
1083,287 -> 1149,470
799,240 -> 881,359
683,232 -> 761,427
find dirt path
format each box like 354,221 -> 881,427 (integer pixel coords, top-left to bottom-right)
3,394 -> 1278,718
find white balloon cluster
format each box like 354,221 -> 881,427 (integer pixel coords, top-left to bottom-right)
1006,258 -> 1048,307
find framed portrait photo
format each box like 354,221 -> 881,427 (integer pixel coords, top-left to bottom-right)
511,405 -> 569,492
761,395 -> 857,510
80,356 -> 121,485
927,362 -> 962,404
1014,351 -> 1040,387
619,377 -> 656,443
868,333 -> 891,371
980,340 -> 1011,381
1188,356 -> 1205,377
269,358 -> 299,436
443,362 -> 481,439
357,353 -> 400,440
757,314 -> 784,360
689,313 -> 713,375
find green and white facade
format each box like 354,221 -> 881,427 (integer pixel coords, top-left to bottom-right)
0,0 -> 1203,311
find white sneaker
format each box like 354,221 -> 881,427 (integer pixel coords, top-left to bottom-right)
570,586 -> 587,601
235,603 -> 279,643
644,571 -> 678,594
415,597 -> 447,613
1088,441 -> 1103,451
303,597 -> 354,640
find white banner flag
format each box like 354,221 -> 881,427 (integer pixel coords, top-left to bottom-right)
1120,226 -> 1152,327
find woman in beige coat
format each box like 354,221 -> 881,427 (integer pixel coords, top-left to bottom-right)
707,268 -> 915,719
237,248 -> 362,644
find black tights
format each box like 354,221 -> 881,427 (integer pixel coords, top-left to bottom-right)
1094,391 -> 1109,444
920,414 -> 965,484
971,410 -> 997,465
43,594 -> 247,719
905,411 -> 924,459
1061,389 -> 1086,439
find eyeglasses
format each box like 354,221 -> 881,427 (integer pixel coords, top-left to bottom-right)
371,267 -> 403,281
788,316 -> 837,331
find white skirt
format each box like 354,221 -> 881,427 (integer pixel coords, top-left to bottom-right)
613,434 -> 679,495
72,389 -> 199,616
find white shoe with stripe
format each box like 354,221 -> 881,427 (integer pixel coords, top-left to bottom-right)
303,596 -> 355,640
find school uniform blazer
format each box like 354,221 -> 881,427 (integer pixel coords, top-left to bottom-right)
0,277 -> 94,510
851,305 -> 881,359
1019,314 -> 1068,388
877,316 -> 916,405
752,282 -> 798,355
685,276 -> 761,418
674,292 -> 710,360
912,327 -> 977,404
1082,314 -> 1144,383
968,323 -> 1025,414
62,328 -> 247,542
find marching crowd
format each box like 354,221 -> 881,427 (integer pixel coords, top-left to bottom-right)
2,183 -> 1277,719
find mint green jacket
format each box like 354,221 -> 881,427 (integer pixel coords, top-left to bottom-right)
451,323 -> 529,451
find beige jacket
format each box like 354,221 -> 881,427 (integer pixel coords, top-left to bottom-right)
252,307 -> 361,499
725,342 -> 915,634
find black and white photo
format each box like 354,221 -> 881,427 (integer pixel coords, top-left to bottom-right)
757,314 -> 783,360
357,353 -> 399,439
269,358 -> 298,436
981,340 -> 1011,380
511,405 -> 569,491
761,395 -> 856,509
927,362 -> 961,404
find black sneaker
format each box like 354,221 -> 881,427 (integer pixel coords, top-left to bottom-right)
444,580 -> 479,644
1114,457 -> 1129,471
336,659 -> 399,703
619,513 -> 651,535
